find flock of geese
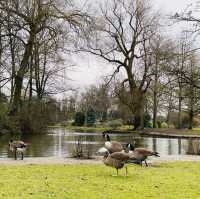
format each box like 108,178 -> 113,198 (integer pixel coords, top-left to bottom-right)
97,131 -> 160,176
8,131 -> 160,176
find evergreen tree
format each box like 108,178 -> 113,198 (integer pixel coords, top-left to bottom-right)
74,112 -> 85,126
86,108 -> 96,126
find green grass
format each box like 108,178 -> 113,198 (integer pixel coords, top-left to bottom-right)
49,125 -> 134,133
63,126 -> 113,132
192,128 -> 200,132
140,128 -> 200,136
1,162 -> 200,199
49,124 -> 200,136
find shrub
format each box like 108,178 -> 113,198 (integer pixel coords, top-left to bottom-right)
157,121 -> 162,128
0,102 -> 21,134
107,119 -> 123,129
157,115 -> 166,123
144,112 -> 151,128
20,100 -> 54,133
0,95 -> 64,134
74,112 -> 85,126
148,121 -> 153,128
167,112 -> 198,128
161,122 -> 168,128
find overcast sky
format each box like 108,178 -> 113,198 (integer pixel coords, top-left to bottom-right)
154,0 -> 193,12
63,0 -> 195,98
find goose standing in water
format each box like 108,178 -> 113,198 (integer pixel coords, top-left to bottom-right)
9,140 -> 29,160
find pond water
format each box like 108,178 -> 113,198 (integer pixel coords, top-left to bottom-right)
1,128 -> 200,158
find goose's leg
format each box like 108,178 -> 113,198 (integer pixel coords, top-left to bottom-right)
112,168 -> 118,176
144,160 -> 148,167
14,150 -> 17,160
111,169 -> 117,176
125,166 -> 128,176
21,152 -> 24,160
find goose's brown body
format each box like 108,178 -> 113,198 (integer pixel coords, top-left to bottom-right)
134,148 -> 158,157
103,132 -> 123,154
103,152 -> 129,169
9,141 -> 27,151
9,140 -> 29,160
126,143 -> 160,166
105,141 -> 123,154
102,151 -> 139,175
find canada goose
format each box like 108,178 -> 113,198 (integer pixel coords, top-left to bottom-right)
102,132 -> 123,153
126,143 -> 159,166
97,147 -> 140,176
9,140 -> 29,160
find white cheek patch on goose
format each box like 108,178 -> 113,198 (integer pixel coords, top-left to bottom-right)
16,148 -> 26,153
98,147 -> 108,153
105,141 -> 112,149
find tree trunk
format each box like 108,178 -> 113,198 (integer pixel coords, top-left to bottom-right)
134,109 -> 144,130
0,23 -> 2,93
10,74 -> 23,114
153,94 -> 157,128
134,113 -> 142,130
188,86 -> 194,130
29,53 -> 33,103
166,87 -> 173,128
177,81 -> 182,129
153,58 -> 158,128
133,91 -> 145,130
188,110 -> 193,130
9,33 -> 35,115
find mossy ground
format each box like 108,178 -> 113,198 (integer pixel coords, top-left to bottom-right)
0,162 -> 200,199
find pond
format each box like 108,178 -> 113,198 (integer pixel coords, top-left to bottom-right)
0,128 -> 200,158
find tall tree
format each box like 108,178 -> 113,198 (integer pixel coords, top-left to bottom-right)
150,37 -> 173,128
0,0 -> 90,133
79,0 -> 160,129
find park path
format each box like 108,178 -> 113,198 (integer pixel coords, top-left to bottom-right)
0,155 -> 200,166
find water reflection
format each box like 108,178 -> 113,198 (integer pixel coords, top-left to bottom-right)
0,128 -> 199,158
187,139 -> 200,155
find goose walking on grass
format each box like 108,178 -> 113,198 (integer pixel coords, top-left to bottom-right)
126,143 -> 160,166
9,140 -> 29,160
102,132 -> 123,153
97,147 -> 140,176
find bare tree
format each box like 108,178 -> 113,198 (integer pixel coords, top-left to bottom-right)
149,36 -> 174,128
175,37 -> 191,129
78,0 -> 160,129
0,0 -> 88,114
78,83 -> 111,122
0,0 -> 91,133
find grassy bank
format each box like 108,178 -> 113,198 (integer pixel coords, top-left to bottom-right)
49,124 -> 200,137
1,162 -> 200,199
140,128 -> 200,136
49,125 -> 133,133
63,125 -> 112,132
